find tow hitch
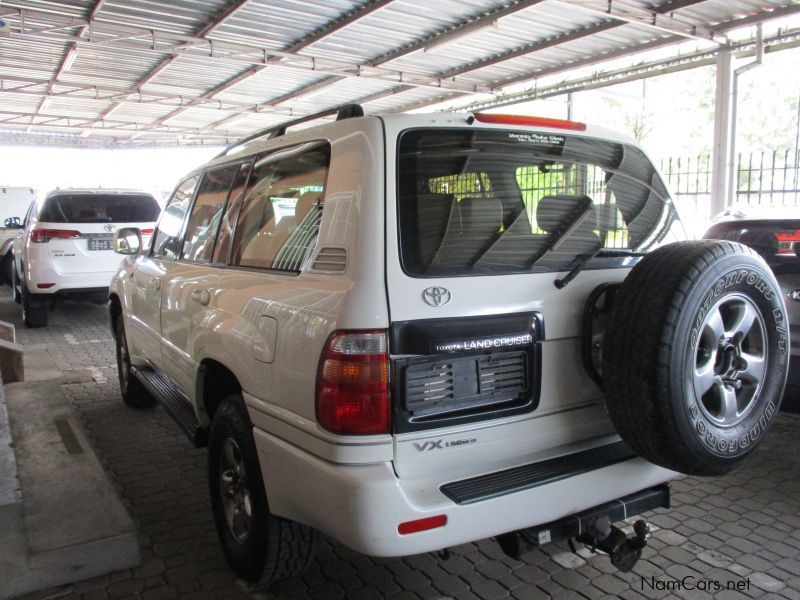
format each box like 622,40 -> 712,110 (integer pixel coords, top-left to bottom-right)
496,484 -> 668,573
574,516 -> 649,572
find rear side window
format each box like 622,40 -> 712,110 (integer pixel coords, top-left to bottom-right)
231,142 -> 329,272
397,128 -> 674,277
40,193 -> 159,224
152,176 -> 199,261
212,162 -> 252,264
181,164 -> 239,263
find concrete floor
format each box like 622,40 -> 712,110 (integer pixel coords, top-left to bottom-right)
4,289 -> 800,600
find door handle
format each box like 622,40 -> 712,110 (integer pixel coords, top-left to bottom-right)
191,289 -> 210,306
149,278 -> 161,291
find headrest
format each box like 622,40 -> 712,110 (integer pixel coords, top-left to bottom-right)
536,195 -> 593,233
457,196 -> 503,231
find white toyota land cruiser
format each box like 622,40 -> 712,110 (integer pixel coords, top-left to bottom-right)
109,105 -> 789,586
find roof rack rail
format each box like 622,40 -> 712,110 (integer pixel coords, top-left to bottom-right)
216,103 -> 364,158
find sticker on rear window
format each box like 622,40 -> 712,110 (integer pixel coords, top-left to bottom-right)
507,132 -> 566,147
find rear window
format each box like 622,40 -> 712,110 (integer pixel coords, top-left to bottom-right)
40,193 -> 160,224
705,220 -> 800,274
397,128 -> 675,277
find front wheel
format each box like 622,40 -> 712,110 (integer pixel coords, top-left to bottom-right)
114,318 -> 155,408
208,396 -> 318,588
11,263 -> 21,304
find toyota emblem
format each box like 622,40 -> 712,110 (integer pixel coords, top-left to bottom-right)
422,286 -> 451,307
103,224 -> 116,233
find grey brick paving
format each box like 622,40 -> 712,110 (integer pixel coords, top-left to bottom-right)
4,291 -> 800,600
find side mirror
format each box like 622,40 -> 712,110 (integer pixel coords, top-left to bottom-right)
4,217 -> 21,228
114,227 -> 142,255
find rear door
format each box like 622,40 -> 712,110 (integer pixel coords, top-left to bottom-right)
384,122 -> 675,479
129,177 -> 198,366
37,192 -> 160,275
159,162 -> 249,394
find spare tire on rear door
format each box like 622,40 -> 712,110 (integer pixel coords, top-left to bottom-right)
602,240 -> 789,476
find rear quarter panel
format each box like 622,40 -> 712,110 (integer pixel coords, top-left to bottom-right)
196,119 -> 389,427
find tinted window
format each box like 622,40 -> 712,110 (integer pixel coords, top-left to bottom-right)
40,193 -> 159,223
152,176 -> 199,260
212,162 -> 252,264
398,129 -> 674,277
181,165 -> 239,263
231,143 -> 329,271
705,220 -> 800,274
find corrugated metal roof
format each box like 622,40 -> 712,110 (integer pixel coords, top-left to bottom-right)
0,0 -> 797,146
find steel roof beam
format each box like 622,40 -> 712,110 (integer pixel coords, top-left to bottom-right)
449,28 -> 800,113
264,0 -> 549,110
6,21 -> 491,95
554,0 -> 725,44
714,3 -> 800,32
368,0 -> 548,66
151,0 -> 399,127
257,0 -> 710,110
94,0 -> 253,122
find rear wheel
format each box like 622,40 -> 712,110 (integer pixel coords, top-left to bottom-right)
209,396 -> 318,588
114,318 -> 155,408
21,280 -> 49,328
603,241 -> 789,476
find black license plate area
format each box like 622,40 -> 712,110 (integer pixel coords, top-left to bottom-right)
88,238 -> 113,251
403,350 -> 529,419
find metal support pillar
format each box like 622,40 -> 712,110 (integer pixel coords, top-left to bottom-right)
710,49 -> 734,218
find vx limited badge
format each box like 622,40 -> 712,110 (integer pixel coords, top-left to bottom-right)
413,437 -> 477,452
422,286 -> 451,307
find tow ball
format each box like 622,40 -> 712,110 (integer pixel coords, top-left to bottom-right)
495,484 -> 668,574
573,517 -> 650,573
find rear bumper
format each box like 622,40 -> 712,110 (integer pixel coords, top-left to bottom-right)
255,429 -> 676,557
25,262 -> 115,294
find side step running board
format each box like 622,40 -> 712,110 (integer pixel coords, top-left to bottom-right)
132,367 -> 206,447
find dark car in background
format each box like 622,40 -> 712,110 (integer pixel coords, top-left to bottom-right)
704,209 -> 800,395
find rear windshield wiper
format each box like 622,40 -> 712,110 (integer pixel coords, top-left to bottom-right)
555,248 -> 646,289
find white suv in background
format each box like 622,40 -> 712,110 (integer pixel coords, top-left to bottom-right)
13,188 -> 160,328
109,106 -> 789,587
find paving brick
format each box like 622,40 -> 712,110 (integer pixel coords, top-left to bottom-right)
9,293 -> 800,600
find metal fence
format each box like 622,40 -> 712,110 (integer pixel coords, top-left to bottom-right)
659,150 -> 800,220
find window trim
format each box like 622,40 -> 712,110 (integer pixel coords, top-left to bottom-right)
214,160 -> 254,267
150,174 -> 201,261
177,161 -> 250,267
229,140 -> 331,273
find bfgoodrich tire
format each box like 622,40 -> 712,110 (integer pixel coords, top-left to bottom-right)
603,240 -> 789,476
208,396 -> 318,588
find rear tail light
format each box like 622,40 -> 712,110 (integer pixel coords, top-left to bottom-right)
141,228 -> 154,236
473,112 -> 587,131
29,228 -> 82,243
776,230 -> 800,255
316,330 -> 390,435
